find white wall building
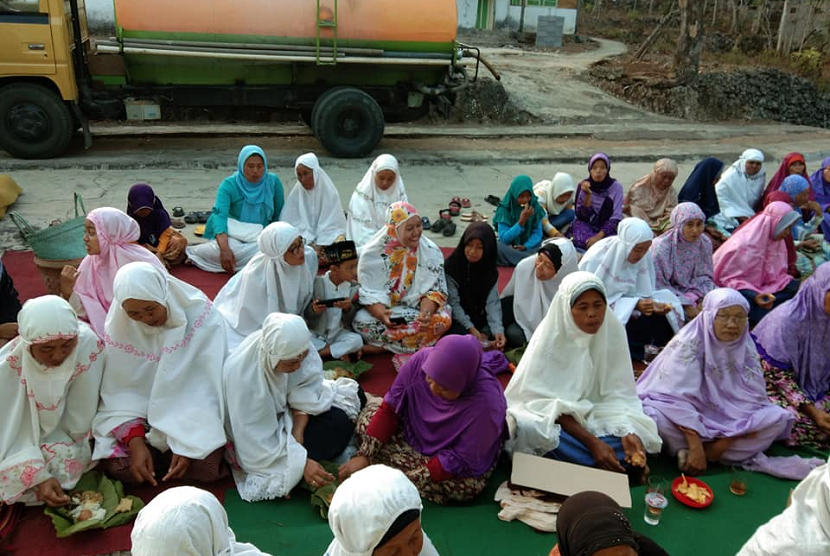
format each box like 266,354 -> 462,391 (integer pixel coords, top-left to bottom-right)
456,0 -> 578,34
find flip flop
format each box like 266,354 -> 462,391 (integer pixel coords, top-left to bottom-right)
461,197 -> 471,208
171,206 -> 185,217
460,212 -> 473,222
194,224 -> 205,236
184,212 -> 200,224
197,211 -> 211,223
421,216 -> 431,230
448,200 -> 462,217
170,217 -> 186,229
442,220 -> 457,237
431,218 -> 447,233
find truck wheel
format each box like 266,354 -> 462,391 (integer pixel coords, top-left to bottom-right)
0,83 -> 74,159
311,87 -> 384,158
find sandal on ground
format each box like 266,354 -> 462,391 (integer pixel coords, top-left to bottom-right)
171,206 -> 185,217
197,211 -> 211,223
421,216 -> 431,230
460,212 -> 473,222
431,218 -> 447,233
194,224 -> 206,236
184,212 -> 200,224
448,200 -> 462,217
470,210 -> 489,222
461,197 -> 471,208
170,217 -> 186,229
442,220 -> 457,237
484,194 -> 501,207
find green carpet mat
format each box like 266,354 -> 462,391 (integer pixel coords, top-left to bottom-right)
225,446 -> 827,556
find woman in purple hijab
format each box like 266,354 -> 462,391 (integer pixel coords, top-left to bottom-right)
753,263 -> 830,450
568,153 -> 624,251
127,184 -> 188,267
338,334 -> 507,504
637,288 -> 820,480
810,157 -> 830,242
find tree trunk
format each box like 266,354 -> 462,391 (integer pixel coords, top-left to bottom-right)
751,0 -> 767,34
711,0 -> 719,27
634,3 -> 678,60
518,0 -> 528,33
674,0 -> 706,85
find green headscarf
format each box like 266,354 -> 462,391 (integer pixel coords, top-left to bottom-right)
492,175 -> 544,245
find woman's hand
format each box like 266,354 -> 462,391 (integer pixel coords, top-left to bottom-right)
305,458 -> 335,488
518,204 -> 535,227
128,437 -> 157,486
678,426 -> 707,475
36,477 -> 71,507
755,292 -> 775,310
419,299 -> 439,325
59,265 -> 79,300
163,454 -> 191,482
806,405 -> 830,436
311,299 -> 326,314
588,438 -> 625,473
216,233 -> 236,274
801,238 -> 821,252
585,231 -> 604,249
636,298 -> 655,316
493,333 -> 507,350
338,455 -> 370,482
580,181 -> 592,207
621,434 -> 647,469
704,225 -> 725,241
367,303 -> 393,327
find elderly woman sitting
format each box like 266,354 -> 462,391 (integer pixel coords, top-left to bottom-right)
352,202 -> 450,354
339,335 -> 507,504
623,158 -> 679,234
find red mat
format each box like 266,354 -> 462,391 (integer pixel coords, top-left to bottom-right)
1,248 -> 514,556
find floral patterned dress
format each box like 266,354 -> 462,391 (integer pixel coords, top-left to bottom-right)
353,202 -> 451,354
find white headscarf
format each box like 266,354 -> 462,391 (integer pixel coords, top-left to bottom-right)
737,458 -> 830,556
357,203 -> 447,309
534,172 -> 576,216
346,154 -> 408,248
224,313 -> 359,502
578,217 -> 683,330
501,237 -> 578,341
504,271 -> 662,457
213,222 -> 318,351
131,486 -> 271,556
712,148 -> 767,230
281,153 -> 347,246
0,295 -> 104,504
324,465 -> 440,556
93,262 -> 227,461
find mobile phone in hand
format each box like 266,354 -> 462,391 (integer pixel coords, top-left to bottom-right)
388,316 -> 407,326
319,297 -> 347,308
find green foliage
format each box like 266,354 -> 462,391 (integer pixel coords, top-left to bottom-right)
790,48 -> 824,78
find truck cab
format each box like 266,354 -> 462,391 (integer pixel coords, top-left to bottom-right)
0,0 -> 86,158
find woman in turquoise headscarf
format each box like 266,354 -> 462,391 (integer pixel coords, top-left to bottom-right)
187,145 -> 285,273
493,175 -> 544,266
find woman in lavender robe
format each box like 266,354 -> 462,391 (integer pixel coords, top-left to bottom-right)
753,263 -> 830,450
637,288 -> 819,480
338,334 -> 507,504
568,153 -> 624,251
810,157 -> 830,242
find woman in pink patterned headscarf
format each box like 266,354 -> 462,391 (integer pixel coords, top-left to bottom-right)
59,207 -> 165,337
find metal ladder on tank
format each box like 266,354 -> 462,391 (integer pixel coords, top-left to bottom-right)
316,0 -> 338,65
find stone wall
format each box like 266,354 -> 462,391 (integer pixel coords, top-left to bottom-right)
590,64 -> 830,128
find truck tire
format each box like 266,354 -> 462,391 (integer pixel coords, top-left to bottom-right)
0,83 -> 75,159
311,87 -> 384,158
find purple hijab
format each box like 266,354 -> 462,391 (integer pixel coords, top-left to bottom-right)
384,335 -> 507,477
637,288 -> 793,439
650,203 -> 715,305
753,263 -> 830,402
127,184 -> 172,247
810,157 -> 830,241
576,153 -> 624,211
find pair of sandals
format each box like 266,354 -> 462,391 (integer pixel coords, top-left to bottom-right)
448,196 -> 471,217
460,210 -> 488,223
170,206 -> 186,229
430,209 -> 456,236
184,211 -> 211,224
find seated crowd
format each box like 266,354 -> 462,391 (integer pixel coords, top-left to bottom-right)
2,146 -> 830,556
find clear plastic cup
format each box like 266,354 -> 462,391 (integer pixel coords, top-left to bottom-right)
644,492 -> 668,525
